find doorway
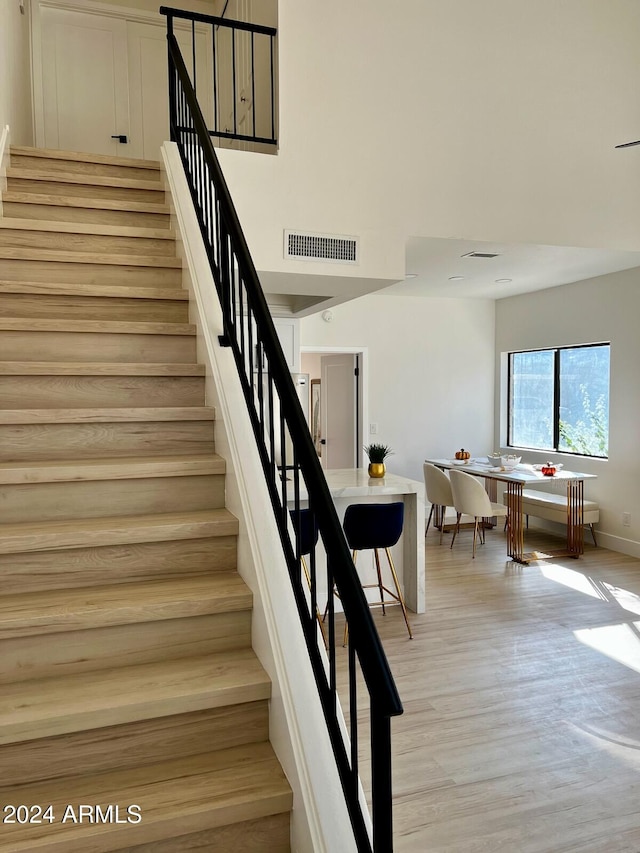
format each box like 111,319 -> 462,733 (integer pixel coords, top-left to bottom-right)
301,347 -> 368,471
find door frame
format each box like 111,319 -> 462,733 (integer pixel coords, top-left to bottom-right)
300,345 -> 368,469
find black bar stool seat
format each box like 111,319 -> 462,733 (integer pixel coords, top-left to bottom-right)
339,502 -> 412,642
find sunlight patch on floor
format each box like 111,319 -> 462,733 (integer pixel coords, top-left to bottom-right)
541,563 -> 607,599
602,582 -> 640,616
574,622 -> 640,674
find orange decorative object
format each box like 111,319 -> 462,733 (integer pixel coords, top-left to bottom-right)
541,462 -> 556,476
455,448 -> 471,460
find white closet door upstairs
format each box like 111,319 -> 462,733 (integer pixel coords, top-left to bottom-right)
41,7 -> 130,157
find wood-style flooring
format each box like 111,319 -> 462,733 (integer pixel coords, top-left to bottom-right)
337,528 -> 640,852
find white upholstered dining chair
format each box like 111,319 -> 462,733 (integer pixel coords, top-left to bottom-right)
423,463 -> 455,544
449,468 -> 509,558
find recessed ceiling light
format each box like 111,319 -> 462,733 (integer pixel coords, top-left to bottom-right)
448,275 -> 464,281
495,278 -> 512,284
404,273 -> 418,279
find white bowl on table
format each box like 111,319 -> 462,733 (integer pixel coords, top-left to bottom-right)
501,455 -> 521,471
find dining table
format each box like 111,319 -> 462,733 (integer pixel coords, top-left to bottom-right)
425,457 -> 597,564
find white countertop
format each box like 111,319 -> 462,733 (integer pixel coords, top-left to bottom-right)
323,468 -> 425,498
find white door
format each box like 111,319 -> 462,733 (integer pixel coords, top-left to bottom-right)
320,354 -> 358,470
127,22 -> 215,160
40,7 -> 131,156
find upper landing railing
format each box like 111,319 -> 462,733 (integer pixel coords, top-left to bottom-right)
161,6 -> 277,149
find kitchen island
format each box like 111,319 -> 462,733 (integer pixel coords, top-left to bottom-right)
320,468 -> 426,614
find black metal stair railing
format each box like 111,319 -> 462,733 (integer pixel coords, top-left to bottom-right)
161,6 -> 277,148
161,11 -> 403,851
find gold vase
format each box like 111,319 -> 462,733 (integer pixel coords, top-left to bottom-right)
368,462 -> 385,478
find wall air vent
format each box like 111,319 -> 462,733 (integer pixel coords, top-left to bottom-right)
461,251 -> 501,259
285,230 -> 359,265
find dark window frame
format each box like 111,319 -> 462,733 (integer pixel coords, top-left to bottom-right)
507,342 -> 610,459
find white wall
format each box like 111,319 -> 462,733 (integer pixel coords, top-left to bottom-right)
218,0 -> 640,287
0,0 -> 34,144
301,293 -> 496,482
495,269 -> 640,555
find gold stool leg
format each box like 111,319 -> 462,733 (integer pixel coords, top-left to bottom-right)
384,547 -> 413,639
301,555 -> 328,649
373,548 -> 386,614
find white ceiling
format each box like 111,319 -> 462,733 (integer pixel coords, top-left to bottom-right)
378,237 -> 640,300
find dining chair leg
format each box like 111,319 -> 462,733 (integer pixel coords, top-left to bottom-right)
373,548 -> 386,614
472,517 -> 479,558
590,523 -> 598,547
384,547 -> 413,639
439,505 -> 446,544
450,512 -> 462,549
426,503 -> 434,537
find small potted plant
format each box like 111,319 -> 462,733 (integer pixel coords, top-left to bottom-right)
364,443 -> 393,478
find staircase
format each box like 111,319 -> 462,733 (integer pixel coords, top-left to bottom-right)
0,147 -> 292,852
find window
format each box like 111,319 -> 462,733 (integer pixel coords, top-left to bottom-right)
508,343 -> 610,458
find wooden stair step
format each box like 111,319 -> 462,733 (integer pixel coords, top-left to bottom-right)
2,190 -> 170,214
0,281 -> 188,300
10,145 -> 162,172
0,226 -> 176,259
0,363 -> 205,376
0,374 -> 205,408
0,407 -> 215,423
0,536 -> 237,596
0,318 -> 194,334
0,743 -> 291,852
0,650 -> 271,744
0,453 -> 224,484
7,167 -> 165,191
0,508 -> 238,554
0,292 -> 189,323
0,247 -> 182,267
0,575 -> 251,639
0,218 -> 174,240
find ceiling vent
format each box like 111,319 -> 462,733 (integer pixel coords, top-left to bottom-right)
461,251 -> 501,259
285,230 -> 359,264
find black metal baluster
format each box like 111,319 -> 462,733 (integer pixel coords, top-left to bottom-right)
191,20 -> 197,95
349,642 -> 358,794
211,22 -> 219,135
270,34 -> 275,142
250,32 -> 256,138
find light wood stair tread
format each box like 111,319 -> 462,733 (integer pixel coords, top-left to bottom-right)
0,280 -> 188,300
7,167 -> 164,191
2,191 -> 170,214
0,247 -> 182,267
0,318 -> 194,334
0,362 -> 205,376
0,407 -> 215,424
0,650 -> 271,744
0,508 -> 239,554
10,145 -> 162,172
0,217 -> 175,240
0,743 -> 291,852
0,453 -> 224,484
0,575 -> 251,639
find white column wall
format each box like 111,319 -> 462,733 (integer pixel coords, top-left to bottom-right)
301,294 -> 496,482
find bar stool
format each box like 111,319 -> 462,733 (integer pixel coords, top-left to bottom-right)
340,502 -> 413,643
290,508 -> 328,647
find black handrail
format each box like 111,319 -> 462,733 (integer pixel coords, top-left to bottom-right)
160,6 -> 277,147
161,12 -> 403,851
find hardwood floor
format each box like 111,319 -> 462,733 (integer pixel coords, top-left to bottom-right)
338,528 -> 640,852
